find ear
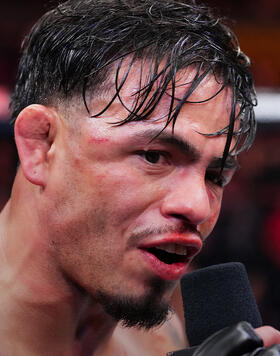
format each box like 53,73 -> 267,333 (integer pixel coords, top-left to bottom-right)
14,104 -> 57,188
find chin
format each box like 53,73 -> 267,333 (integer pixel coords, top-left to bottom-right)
95,278 -> 174,330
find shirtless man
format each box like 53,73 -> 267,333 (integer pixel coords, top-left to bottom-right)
1,0 -> 280,355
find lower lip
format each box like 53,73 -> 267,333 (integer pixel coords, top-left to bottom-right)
139,249 -> 189,281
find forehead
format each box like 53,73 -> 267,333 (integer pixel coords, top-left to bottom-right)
84,61 -> 233,136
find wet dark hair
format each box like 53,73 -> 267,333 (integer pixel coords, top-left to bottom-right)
10,0 -> 257,166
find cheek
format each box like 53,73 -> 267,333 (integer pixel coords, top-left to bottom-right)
91,164 -> 162,212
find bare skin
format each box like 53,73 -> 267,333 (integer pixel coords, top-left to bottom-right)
94,312 -> 186,355
0,65 -> 279,355
256,327 -> 280,348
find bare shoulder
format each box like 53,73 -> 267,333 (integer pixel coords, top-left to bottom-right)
110,312 -> 187,356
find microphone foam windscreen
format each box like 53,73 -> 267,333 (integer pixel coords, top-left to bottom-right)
180,262 -> 262,347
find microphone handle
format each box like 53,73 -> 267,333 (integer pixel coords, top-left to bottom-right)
167,346 -> 197,355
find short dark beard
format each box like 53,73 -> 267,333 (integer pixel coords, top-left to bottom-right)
96,279 -> 173,330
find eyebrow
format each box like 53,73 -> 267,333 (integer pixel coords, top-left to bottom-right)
134,128 -> 239,170
135,129 -> 200,159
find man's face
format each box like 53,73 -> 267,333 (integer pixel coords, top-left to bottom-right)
43,66 -> 237,327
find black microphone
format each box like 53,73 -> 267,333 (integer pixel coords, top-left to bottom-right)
169,262 -> 263,355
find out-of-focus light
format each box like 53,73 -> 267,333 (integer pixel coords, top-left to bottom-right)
255,90 -> 280,122
0,86 -> 10,121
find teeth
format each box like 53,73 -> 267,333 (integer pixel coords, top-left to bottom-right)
175,244 -> 188,256
155,243 -> 187,256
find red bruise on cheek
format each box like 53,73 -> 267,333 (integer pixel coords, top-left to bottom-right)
89,137 -> 110,144
95,173 -> 107,179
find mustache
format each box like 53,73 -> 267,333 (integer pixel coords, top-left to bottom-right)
130,223 -> 202,243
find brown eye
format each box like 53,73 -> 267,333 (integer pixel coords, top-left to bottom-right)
136,150 -> 170,166
143,151 -> 161,164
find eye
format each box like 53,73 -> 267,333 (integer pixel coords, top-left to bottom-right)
205,170 -> 227,188
144,151 -> 161,164
137,150 -> 169,164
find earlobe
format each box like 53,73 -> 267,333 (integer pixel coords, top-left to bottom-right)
14,104 -> 57,188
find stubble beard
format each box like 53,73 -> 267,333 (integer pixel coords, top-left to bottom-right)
95,277 -> 173,330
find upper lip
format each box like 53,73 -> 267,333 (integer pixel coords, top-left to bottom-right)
138,233 -> 203,259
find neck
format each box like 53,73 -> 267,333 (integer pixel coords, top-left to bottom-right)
0,174 -> 117,355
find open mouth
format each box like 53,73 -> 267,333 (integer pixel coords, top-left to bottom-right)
139,242 -> 199,280
146,247 -> 187,264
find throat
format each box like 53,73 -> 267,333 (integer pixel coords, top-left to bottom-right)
75,305 -> 116,355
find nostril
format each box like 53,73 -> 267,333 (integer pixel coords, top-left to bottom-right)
170,213 -> 187,220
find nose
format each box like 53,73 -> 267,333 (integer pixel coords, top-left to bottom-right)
160,170 -> 211,226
